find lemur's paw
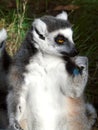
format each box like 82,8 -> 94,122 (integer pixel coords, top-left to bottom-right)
75,56 -> 88,71
9,120 -> 23,130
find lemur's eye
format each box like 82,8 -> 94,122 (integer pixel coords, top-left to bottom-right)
55,35 -> 67,45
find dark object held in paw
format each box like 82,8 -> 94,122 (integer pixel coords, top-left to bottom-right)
66,58 -> 83,76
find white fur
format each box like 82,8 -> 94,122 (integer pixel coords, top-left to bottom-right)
21,52 -> 90,130
56,11 -> 68,21
7,52 -> 94,130
23,53 -> 69,130
0,28 -> 7,43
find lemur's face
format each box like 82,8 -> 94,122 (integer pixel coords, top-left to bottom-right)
32,12 -> 78,57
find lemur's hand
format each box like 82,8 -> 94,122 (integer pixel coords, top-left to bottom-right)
74,56 -> 88,75
66,56 -> 88,76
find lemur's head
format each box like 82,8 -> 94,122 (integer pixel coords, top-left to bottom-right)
32,11 -> 78,57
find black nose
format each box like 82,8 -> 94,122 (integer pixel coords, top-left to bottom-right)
70,47 -> 79,57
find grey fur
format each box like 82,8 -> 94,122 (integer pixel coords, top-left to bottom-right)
41,16 -> 71,32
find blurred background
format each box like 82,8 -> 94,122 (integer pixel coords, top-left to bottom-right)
0,0 -> 98,128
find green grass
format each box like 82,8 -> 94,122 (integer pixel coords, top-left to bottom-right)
0,0 -> 32,55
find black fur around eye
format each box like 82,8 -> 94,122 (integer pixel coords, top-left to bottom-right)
55,34 -> 68,45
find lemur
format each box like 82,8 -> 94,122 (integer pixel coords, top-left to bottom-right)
0,12 -> 96,130
0,29 -> 11,128
6,12 -> 96,130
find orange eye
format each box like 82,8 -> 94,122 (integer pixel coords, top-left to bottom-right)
55,34 -> 67,45
58,39 -> 64,44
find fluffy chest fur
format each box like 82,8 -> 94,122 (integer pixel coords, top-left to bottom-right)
23,53 -> 68,130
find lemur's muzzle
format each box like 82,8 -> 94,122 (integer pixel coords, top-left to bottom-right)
61,44 -> 79,58
69,46 -> 79,57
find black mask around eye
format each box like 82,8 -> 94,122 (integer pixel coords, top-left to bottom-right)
55,34 -> 68,45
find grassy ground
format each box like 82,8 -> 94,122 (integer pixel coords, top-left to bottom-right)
0,0 -> 98,128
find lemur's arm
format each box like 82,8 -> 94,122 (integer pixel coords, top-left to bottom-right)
63,57 -> 97,130
71,56 -> 88,97
7,66 -> 26,130
62,56 -> 88,98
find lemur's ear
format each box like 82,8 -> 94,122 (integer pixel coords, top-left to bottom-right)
56,11 -> 68,21
32,19 -> 47,40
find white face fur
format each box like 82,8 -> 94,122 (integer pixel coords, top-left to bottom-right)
32,12 -> 77,57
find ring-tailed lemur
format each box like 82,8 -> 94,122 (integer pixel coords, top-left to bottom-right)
1,12 -> 96,130
0,29 -> 11,128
